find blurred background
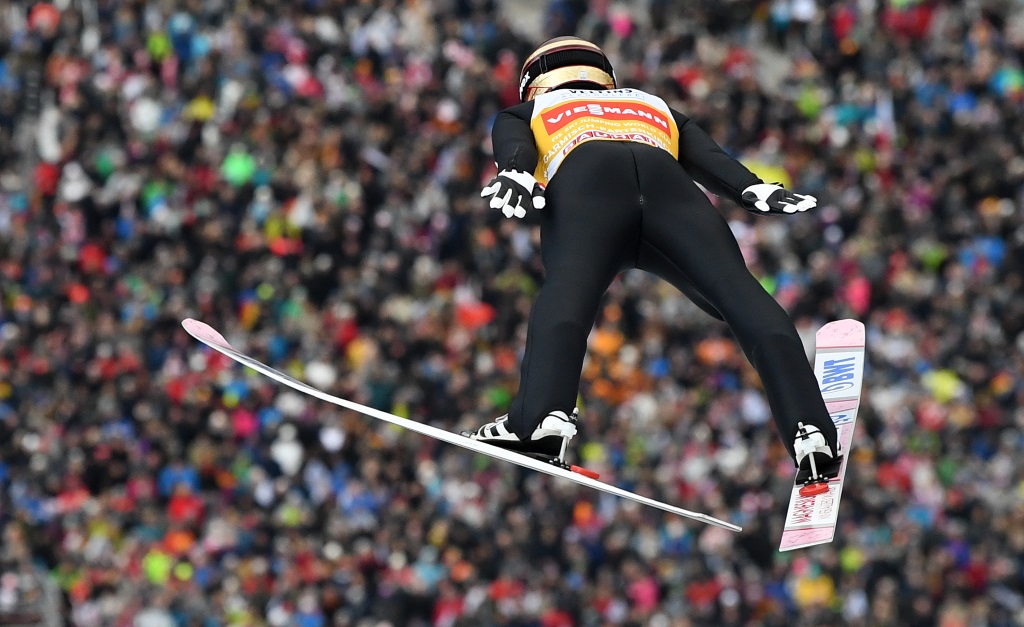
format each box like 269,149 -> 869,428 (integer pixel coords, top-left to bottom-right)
1,0 -> 1024,625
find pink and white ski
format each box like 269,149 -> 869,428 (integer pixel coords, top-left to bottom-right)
181,319 -> 741,532
779,319 -> 866,551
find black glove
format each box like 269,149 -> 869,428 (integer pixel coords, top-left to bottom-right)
741,183 -> 817,214
481,169 -> 546,219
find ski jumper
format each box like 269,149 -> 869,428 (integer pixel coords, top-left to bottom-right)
493,88 -> 837,459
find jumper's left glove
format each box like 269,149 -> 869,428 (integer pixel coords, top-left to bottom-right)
741,183 -> 816,214
481,169 -> 546,219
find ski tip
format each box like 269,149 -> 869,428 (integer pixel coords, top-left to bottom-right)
799,482 -> 830,497
569,465 -> 600,480
816,319 -> 865,345
181,319 -> 233,349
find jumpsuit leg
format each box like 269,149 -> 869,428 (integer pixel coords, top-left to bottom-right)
505,143 -> 642,438
632,145 -> 837,460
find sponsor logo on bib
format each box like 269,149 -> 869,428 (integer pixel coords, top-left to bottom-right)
542,101 -> 672,136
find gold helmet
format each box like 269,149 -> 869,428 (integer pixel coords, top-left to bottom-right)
519,36 -> 616,102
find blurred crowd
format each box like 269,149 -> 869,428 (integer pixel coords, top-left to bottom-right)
2,0 -> 1024,625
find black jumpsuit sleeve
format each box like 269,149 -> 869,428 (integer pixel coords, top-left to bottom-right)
491,101 -> 538,173
671,109 -> 763,206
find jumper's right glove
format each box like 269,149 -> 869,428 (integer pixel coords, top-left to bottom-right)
741,183 -> 816,214
481,169 -> 546,219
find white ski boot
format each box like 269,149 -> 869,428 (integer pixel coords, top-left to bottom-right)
463,408 -> 579,464
793,422 -> 843,485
